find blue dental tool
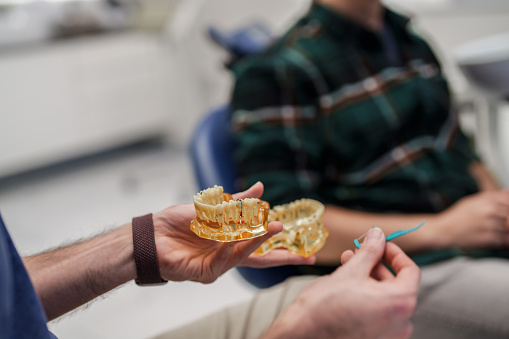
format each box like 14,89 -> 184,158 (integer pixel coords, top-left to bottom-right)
354,220 -> 425,249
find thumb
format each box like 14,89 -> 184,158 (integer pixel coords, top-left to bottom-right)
343,227 -> 386,277
232,182 -> 264,200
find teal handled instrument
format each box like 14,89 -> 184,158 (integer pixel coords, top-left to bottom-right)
354,221 -> 425,249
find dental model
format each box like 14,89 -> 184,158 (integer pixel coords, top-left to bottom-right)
191,185 -> 270,241
255,199 -> 328,257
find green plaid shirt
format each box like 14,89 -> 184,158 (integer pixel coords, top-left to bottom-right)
231,4 -> 479,216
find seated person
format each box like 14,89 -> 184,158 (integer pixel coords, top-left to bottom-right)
231,0 -> 509,337
1,182 -> 418,339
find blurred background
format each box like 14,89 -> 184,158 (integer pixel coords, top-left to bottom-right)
0,0 -> 508,338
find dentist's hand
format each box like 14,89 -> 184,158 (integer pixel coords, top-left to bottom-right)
153,182 -> 315,283
264,228 -> 420,339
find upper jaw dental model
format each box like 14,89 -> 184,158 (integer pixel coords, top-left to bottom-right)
191,185 -> 270,241
190,186 -> 329,257
255,198 -> 329,257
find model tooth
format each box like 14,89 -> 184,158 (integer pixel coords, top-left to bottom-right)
214,186 -> 221,198
231,201 -> 239,223
269,210 -> 277,222
216,206 -> 223,225
250,199 -> 257,223
236,200 -> 243,211
197,205 -> 206,220
220,202 -> 227,225
222,201 -> 230,223
252,200 -> 260,224
252,199 -> 260,224
242,199 -> 250,214
275,205 -> 287,222
207,205 -> 215,222
247,199 -> 255,224
200,205 -> 207,221
243,199 -> 252,224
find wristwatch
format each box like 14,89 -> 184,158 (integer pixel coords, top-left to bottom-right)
132,213 -> 167,285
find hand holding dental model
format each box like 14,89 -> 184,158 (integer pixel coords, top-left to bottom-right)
153,182 -> 315,283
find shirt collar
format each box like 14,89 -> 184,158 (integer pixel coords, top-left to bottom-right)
309,3 -> 411,43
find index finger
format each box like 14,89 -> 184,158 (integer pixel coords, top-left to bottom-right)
383,242 -> 420,292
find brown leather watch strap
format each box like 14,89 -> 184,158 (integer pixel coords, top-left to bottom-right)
132,213 -> 167,285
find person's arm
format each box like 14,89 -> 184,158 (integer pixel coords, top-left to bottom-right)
316,188 -> 509,265
316,206 -> 439,264
263,227 -> 420,339
23,182 -> 315,321
23,225 -> 136,321
469,161 -> 501,191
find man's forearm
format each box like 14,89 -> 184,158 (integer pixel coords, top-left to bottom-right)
316,206 -> 442,265
261,298 -> 312,339
469,161 -> 501,191
23,223 -> 136,321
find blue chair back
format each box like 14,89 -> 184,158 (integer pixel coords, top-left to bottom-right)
208,22 -> 273,59
189,106 -> 301,288
190,105 -> 237,194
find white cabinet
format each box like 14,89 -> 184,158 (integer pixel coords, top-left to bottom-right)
0,33 -> 174,178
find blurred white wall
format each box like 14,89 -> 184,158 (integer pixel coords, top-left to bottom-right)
0,0 -> 311,178
163,0 -> 311,145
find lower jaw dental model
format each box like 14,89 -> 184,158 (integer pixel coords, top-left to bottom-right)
191,185 -> 270,241
191,186 -> 328,257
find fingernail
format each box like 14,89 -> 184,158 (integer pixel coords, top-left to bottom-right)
366,227 -> 383,242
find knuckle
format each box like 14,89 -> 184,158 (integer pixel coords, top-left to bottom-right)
406,296 -> 418,315
391,296 -> 417,319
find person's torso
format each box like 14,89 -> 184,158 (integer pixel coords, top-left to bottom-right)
234,5 -> 479,212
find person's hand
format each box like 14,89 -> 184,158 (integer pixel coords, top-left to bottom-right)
264,227 -> 420,339
152,182 -> 315,283
435,191 -> 509,249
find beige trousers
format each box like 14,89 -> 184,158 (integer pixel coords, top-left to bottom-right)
152,258 -> 509,339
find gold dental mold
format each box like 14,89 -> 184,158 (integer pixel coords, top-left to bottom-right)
190,186 -> 328,257
191,185 -> 270,241
255,199 -> 328,257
